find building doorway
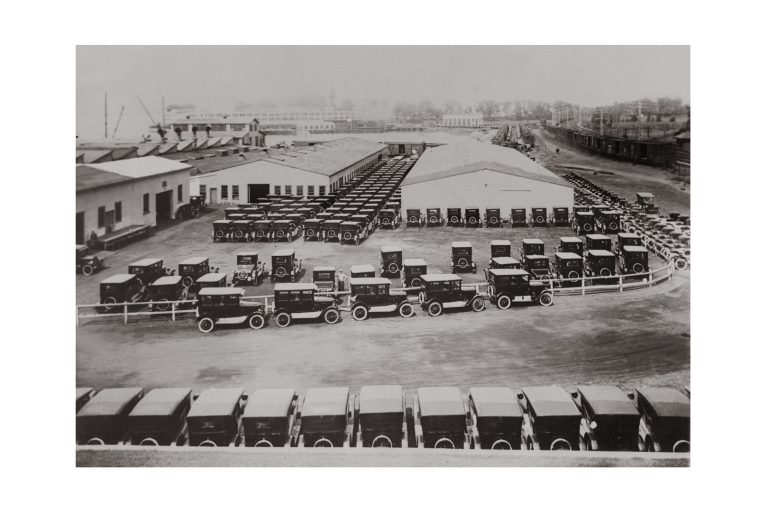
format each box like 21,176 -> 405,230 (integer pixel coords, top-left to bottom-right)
209,188 -> 218,204
76,211 -> 85,245
248,184 -> 270,202
155,190 -> 173,224
398,144 -> 405,154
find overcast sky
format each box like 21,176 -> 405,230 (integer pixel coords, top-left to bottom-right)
77,46 -> 689,139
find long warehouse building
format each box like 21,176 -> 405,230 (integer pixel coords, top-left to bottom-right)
400,141 -> 574,220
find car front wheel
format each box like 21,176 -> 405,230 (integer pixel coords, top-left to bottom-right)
497,294 -> 512,310
470,296 -> 485,312
427,301 -> 443,317
274,312 -> 291,328
538,293 -> 554,307
248,313 -> 266,330
82,264 -> 94,276
323,308 -> 340,324
398,302 -> 414,318
198,317 -> 215,333
351,304 -> 368,321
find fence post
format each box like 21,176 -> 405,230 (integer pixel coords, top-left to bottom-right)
123,304 -> 128,325
619,274 -> 623,292
649,268 -> 654,288
581,275 -> 586,296
172,302 -> 176,322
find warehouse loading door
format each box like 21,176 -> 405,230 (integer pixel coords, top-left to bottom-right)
76,211 -> 84,245
155,190 -> 173,225
248,184 -> 270,202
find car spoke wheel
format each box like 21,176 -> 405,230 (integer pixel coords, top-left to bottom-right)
434,437 -> 455,449
388,263 -> 399,274
352,305 -> 368,321
182,276 -> 194,288
599,268 -> 612,277
412,277 -> 423,288
491,439 -> 512,450
313,438 -> 333,448
155,299 -> 171,311
82,264 -> 94,276
215,230 -> 224,238
427,301 -> 443,317
538,293 -> 553,307
323,308 -> 340,324
632,263 -> 645,274
102,296 -> 117,311
275,312 -> 291,328
497,294 -> 512,310
550,438 -> 571,451
471,297 -> 485,312
197,317 -> 215,333
398,302 -> 414,318
254,439 -> 274,448
248,314 -> 266,330
583,223 -> 592,232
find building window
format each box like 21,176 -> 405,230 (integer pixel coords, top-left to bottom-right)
285,185 -> 292,196
162,180 -> 167,188
274,185 -> 281,195
221,185 -> 228,200
319,186 -> 326,196
114,202 -> 122,223
307,185 -> 314,196
297,185 -> 303,196
177,184 -> 183,203
199,184 -> 206,197
232,185 -> 239,200
143,193 -> 150,214
97,206 -> 106,228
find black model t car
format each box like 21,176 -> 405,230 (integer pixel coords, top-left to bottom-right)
519,386 -> 582,450
553,252 -> 584,286
574,211 -> 595,235
617,232 -> 643,250
419,274 -> 485,317
510,208 -> 527,227
557,236 -> 584,256
178,256 -> 211,288
380,245 -> 403,277
147,276 -> 188,311
272,283 -> 340,328
490,240 -> 511,261
312,266 -> 341,294
322,219 -> 342,242
468,387 -> 523,450
520,238 -> 545,258
340,221 -> 367,245
242,388 -> 299,447
464,208 -> 481,227
426,208 -> 443,227
585,249 -> 617,281
189,194 -> 206,216
196,287 -> 267,333
296,387 -> 354,447
635,387 -> 690,453
402,258 -> 428,288
271,219 -> 300,242
76,245 -> 105,276
447,208 -> 463,227
485,208 -> 502,228
350,264 -> 376,279
599,210 -> 622,234
76,387 -> 144,445
486,268 -> 553,308
230,219 -> 253,242
270,249 -> 302,282
620,246 -> 649,275
128,258 -> 168,287
252,219 -> 273,241
531,207 -> 548,226
303,219 -> 324,241
523,254 -> 551,280
552,207 -> 570,226
573,385 -> 641,451
636,192 -> 659,213
377,209 -> 400,229
586,233 -> 613,252
186,388 -> 245,447
451,241 -> 477,273
211,220 -> 232,242
405,209 -> 424,227
357,385 -> 407,447
127,388 -> 192,446
99,274 -> 144,312
232,251 -> 266,286
416,387 -> 468,449
348,277 -> 414,320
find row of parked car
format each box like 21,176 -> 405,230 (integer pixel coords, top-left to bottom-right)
403,206 -> 572,228
76,383 -> 690,453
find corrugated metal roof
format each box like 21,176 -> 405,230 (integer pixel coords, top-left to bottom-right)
86,156 -> 191,180
263,137 -> 386,177
402,142 -> 573,188
76,165 -> 132,192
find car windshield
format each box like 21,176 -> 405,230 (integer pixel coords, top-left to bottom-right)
274,257 -> 290,264
530,259 -> 548,268
314,271 -> 334,281
238,256 -> 255,265
201,295 -> 240,306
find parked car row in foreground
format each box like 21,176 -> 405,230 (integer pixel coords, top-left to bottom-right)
76,384 -> 690,453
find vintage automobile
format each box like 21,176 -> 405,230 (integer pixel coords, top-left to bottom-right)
510,208 -> 528,227
128,258 -> 168,287
585,249 -> 617,281
523,254 -> 551,279
252,219 -> 273,241
312,266 -> 342,294
76,387 -> 94,412
211,220 -> 233,242
127,387 -> 193,446
76,245 -> 105,276
271,219 -> 300,242
224,207 -> 242,219
401,258 -> 428,288
617,232 -> 643,250
573,385 -> 641,451
76,387 -> 144,445
620,246 -> 649,275
377,209 -> 400,229
242,388 -> 299,447
557,236 -> 584,256
489,240 -> 512,262
636,192 -> 660,213
405,209 -> 424,227
520,238 -> 545,258
295,387 -> 354,447
231,252 -> 266,286
322,219 -> 343,242
574,211 -> 596,234
270,249 -> 302,282
189,195 -> 206,216
99,274 -> 144,312
416,387 -> 468,449
426,208 -> 443,227
531,207 -> 548,226
147,276 -> 189,311
598,210 -> 622,234
447,208 -> 464,227
586,233 -> 613,252
485,208 -> 502,228
230,219 -> 253,242
488,256 -> 522,270
634,387 -> 690,452
450,241 -> 477,273
195,272 -> 228,292
486,268 -> 553,308
350,264 -> 376,279
348,277 -> 415,320
186,388 -> 245,447
340,221 -> 367,245
553,252 -> 584,285
419,274 -> 486,316
380,245 -> 403,276
519,386 -> 582,450
357,385 -> 407,447
272,283 -> 340,327
553,207 -> 570,227
464,208 -> 481,227
196,287 -> 267,333
178,256 -> 211,289
302,219 -> 324,241
468,387 -> 523,450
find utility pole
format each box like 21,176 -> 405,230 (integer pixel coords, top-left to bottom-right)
600,107 -> 604,136
162,95 -> 166,128
104,92 -> 108,139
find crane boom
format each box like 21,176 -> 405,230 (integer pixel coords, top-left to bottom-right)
112,106 -> 125,139
136,95 -> 158,127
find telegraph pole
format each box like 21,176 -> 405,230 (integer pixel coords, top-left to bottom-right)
104,92 -> 108,139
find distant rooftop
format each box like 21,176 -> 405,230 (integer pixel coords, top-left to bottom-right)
77,156 -> 191,193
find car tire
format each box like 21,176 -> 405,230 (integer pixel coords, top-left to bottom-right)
497,294 -> 512,310
583,223 -> 592,232
388,263 -> 399,274
101,296 -> 117,312
470,296 -> 485,312
82,264 -> 94,276
197,317 -> 215,333
351,304 -> 368,321
182,276 -> 194,288
155,299 -> 171,312
632,263 -> 645,274
599,268 -> 612,277
323,308 -> 340,324
427,301 -> 443,317
412,277 -> 423,288
398,302 -> 414,318
274,311 -> 291,328
538,293 -> 553,307
248,313 -> 266,330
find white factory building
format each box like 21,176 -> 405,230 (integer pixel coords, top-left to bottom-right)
190,137 -> 387,204
400,141 -> 574,218
442,113 -> 484,128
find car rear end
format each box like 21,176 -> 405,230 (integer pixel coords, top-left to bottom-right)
298,387 -> 353,448
242,388 -> 297,447
469,387 -> 523,450
76,387 -> 144,445
358,385 -> 406,447
127,388 -> 192,446
186,388 -> 245,447
416,387 -> 467,449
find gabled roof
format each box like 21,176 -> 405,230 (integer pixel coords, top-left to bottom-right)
402,141 -> 574,188
263,138 -> 387,177
76,165 -> 132,192
85,156 -> 191,179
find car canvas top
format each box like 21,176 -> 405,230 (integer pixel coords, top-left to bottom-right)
237,251 -> 260,257
421,273 -> 461,282
469,387 -> 522,418
637,387 -> 690,418
350,264 -> 375,273
313,265 -> 336,272
199,287 -> 245,296
403,258 -> 427,266
555,252 -> 582,260
129,388 -> 192,417
618,232 -> 641,239
522,386 -> 581,417
576,211 -> 594,216
187,388 -> 245,418
588,250 -> 615,258
602,210 -> 623,215
577,386 -> 639,417
243,388 -> 296,419
381,245 -> 402,253
77,388 -> 144,417
273,249 -> 295,257
489,268 -> 530,277
359,385 -> 403,415
302,387 -> 349,417
560,236 -> 583,243
492,256 -> 521,265
586,234 -> 611,240
341,221 -> 360,226
637,192 -> 654,198
522,239 -> 544,245
350,277 -> 391,286
491,240 -> 511,246
623,246 -> 648,253
274,283 -> 317,292
151,275 -> 182,287
525,254 -> 549,260
196,272 -> 228,283
100,274 -> 136,284
129,258 -> 162,267
179,256 -> 208,265
451,241 -> 472,248
417,387 -> 465,417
